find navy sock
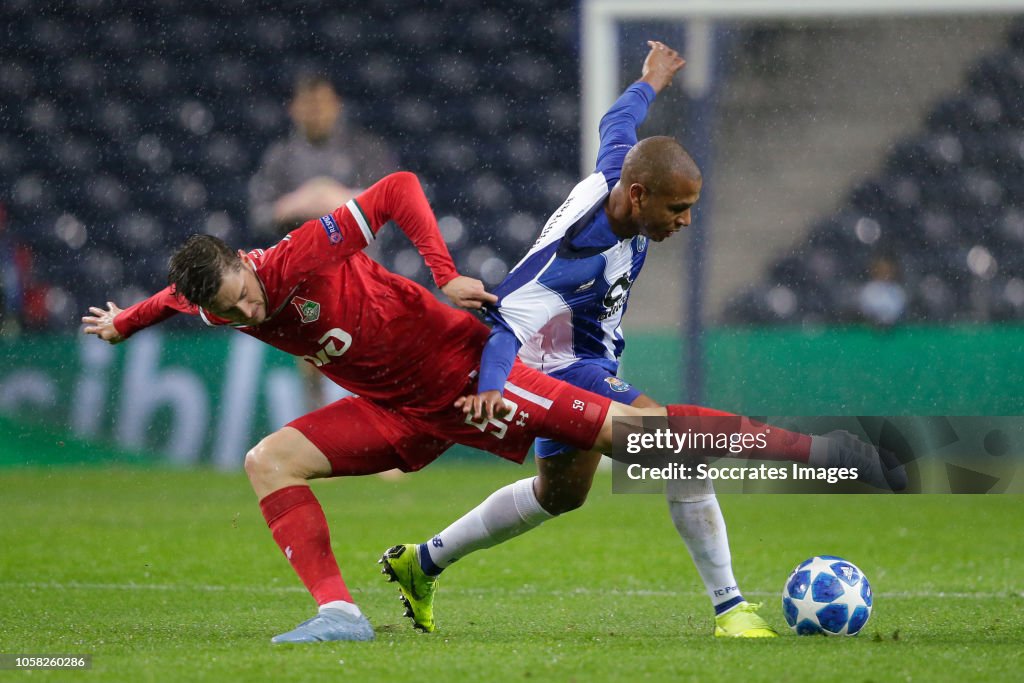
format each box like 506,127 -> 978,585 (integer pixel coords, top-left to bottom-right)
715,595 -> 746,616
417,543 -> 444,577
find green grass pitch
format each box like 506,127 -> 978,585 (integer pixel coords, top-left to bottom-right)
1,465 -> 1022,682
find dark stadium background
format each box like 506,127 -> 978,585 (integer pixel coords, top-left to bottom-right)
1,1 -> 1022,461
2,4 -> 1024,681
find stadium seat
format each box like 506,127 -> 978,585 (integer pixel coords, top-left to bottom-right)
927,95 -> 1003,134
394,98 -> 441,136
10,173 -> 55,217
0,61 -> 35,116
430,135 -> 479,175
48,136 -> 101,176
83,173 -> 131,220
316,12 -> 369,53
0,135 -> 25,185
166,15 -> 220,56
112,210 -> 163,249
503,133 -> 547,172
79,246 -> 125,287
27,18 -> 75,57
966,52 -> 1024,125
734,23 -> 1024,324
90,99 -> 139,139
58,58 -> 105,99
96,16 -> 143,55
993,276 -> 1024,319
394,11 -> 443,50
22,98 -> 65,137
163,173 -> 209,214
200,133 -> 250,176
910,274 -> 960,321
0,1 -> 584,329
133,57 -> 180,99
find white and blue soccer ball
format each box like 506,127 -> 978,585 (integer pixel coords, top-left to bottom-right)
782,555 -> 873,636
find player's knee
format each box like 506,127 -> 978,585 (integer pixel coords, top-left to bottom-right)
557,489 -> 590,514
538,483 -> 590,515
245,433 -> 301,486
594,402 -> 666,452
243,440 -> 276,486
629,394 -> 661,409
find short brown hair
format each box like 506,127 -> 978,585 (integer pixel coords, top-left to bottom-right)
168,234 -> 241,307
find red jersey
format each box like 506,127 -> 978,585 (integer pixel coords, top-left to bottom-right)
114,172 -> 491,415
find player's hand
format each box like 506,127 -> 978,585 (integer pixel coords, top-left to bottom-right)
81,301 -> 125,344
640,40 -> 685,93
442,275 -> 498,310
273,177 -> 360,224
455,390 -> 512,421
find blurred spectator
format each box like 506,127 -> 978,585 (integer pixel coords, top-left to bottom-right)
248,75 -> 400,238
858,256 -> 907,327
249,74 -> 400,413
0,203 -> 23,336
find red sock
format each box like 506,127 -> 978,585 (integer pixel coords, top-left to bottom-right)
258,485 -> 352,605
666,404 -> 811,463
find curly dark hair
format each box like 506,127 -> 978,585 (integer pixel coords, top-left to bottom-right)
167,234 -> 242,307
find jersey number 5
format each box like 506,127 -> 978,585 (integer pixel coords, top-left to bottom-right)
464,399 -> 520,440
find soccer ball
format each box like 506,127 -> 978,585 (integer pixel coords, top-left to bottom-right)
781,555 -> 873,636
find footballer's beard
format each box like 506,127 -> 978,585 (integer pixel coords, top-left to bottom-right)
645,225 -> 679,242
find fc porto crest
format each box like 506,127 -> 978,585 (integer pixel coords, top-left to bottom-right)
604,377 -> 632,393
292,297 -> 321,324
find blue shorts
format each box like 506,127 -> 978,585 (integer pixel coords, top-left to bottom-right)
534,361 -> 642,458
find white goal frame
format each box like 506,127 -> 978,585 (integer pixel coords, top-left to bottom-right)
581,0 -> 1024,174
581,0 -> 1024,401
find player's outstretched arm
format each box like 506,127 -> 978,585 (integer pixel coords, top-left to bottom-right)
342,172 -> 461,288
639,40 -> 685,94
82,286 -> 197,342
441,275 -> 498,310
593,40 -> 684,175
362,174 -> 496,310
82,301 -> 125,344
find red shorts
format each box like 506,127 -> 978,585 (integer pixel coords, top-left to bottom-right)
287,361 -> 612,476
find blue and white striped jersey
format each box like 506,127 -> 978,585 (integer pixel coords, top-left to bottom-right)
486,82 -> 657,379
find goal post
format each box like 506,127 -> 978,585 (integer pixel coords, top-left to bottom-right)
581,0 -> 1024,403
583,0 -> 1024,165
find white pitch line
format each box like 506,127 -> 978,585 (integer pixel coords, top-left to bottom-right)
0,580 -> 308,594
0,581 -> 1019,600
747,589 -> 1022,600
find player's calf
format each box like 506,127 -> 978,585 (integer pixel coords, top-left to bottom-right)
534,449 -> 603,515
534,484 -> 590,516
